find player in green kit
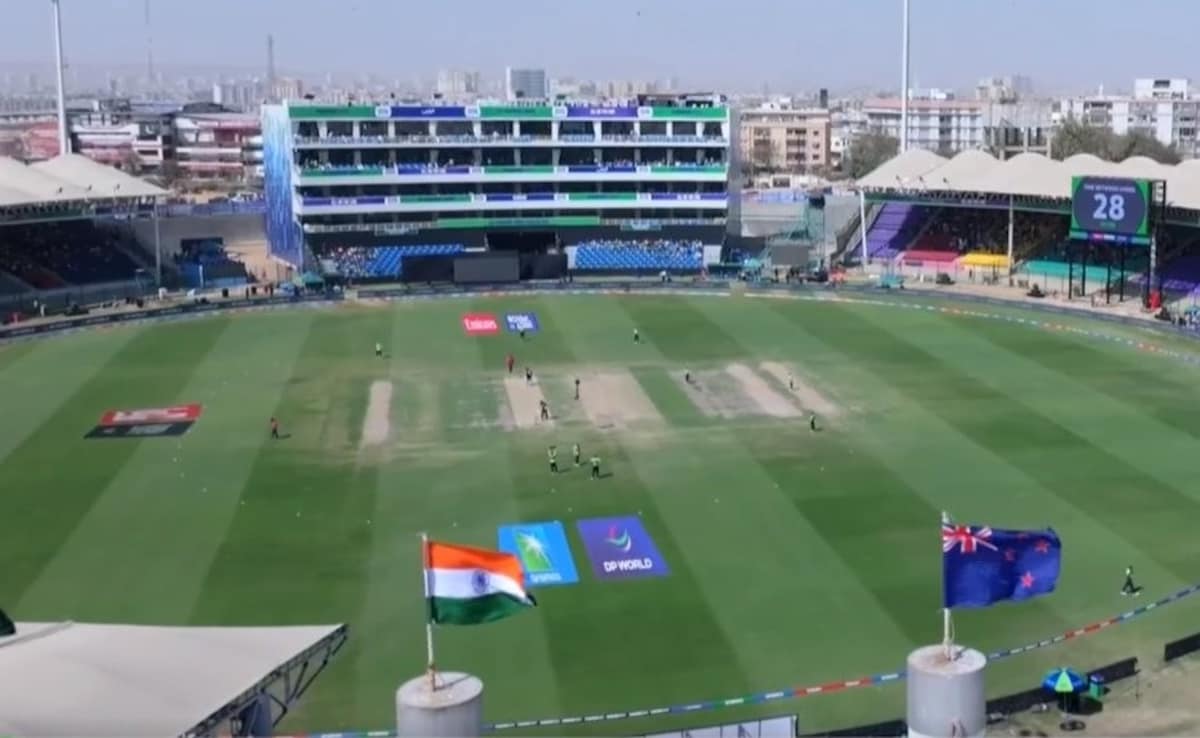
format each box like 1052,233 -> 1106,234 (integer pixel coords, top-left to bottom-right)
573,443 -> 581,467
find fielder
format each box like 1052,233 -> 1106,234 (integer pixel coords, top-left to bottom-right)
548,445 -> 559,474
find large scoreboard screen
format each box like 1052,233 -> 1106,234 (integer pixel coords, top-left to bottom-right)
1069,176 -> 1152,246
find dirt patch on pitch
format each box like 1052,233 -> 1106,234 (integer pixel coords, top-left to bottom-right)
671,368 -> 753,418
361,380 -> 393,446
759,361 -> 841,417
503,376 -> 553,430
726,363 -> 802,418
577,369 -> 663,431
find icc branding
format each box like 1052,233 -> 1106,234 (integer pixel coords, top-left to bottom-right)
577,516 -> 670,581
461,313 -> 499,335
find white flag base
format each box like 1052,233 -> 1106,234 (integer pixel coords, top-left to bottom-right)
906,645 -> 987,738
396,671 -> 484,738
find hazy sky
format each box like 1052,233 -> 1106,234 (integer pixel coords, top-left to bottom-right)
1,0 -> 1198,93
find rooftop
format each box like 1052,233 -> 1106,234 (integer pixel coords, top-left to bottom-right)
0,154 -> 166,208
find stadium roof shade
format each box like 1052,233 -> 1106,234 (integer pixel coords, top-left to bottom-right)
858,150 -> 1200,212
0,154 -> 167,208
32,154 -> 168,199
0,621 -> 344,737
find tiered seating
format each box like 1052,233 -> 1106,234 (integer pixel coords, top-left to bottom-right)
323,244 -> 464,279
901,232 -> 959,264
865,203 -> 928,259
0,221 -> 141,287
1134,254 -> 1200,294
175,240 -> 248,288
574,239 -> 703,271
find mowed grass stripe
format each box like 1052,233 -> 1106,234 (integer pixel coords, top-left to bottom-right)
802,304 -> 1200,582
748,303 -> 1138,653
0,326 -> 142,463
0,317 -> 231,609
191,312 -> 381,630
469,303 -> 757,717
550,297 -> 904,700
971,316 -> 1200,440
910,314 -> 1200,510
16,312 -> 317,622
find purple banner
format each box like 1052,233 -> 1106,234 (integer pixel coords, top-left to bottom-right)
576,516 -> 670,580
566,106 -> 638,118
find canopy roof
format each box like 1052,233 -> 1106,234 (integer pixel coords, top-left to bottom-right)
858,149 -> 1200,212
0,621 -> 344,737
0,154 -> 167,207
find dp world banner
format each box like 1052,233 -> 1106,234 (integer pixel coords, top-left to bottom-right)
565,105 -> 638,118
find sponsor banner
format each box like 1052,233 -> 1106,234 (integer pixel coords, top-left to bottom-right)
565,105 -> 638,119
576,516 -> 670,580
85,422 -> 195,439
86,402 -> 203,439
461,313 -> 499,335
497,521 -> 579,587
99,403 -> 203,427
504,312 -> 540,334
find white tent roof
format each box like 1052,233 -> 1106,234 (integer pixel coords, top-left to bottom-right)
0,621 -> 343,737
0,154 -> 166,207
858,149 -> 1200,212
856,148 -> 947,189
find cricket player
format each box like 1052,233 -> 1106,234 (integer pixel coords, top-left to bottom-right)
590,454 -> 601,480
548,445 -> 559,474
506,353 -> 515,374
525,366 -> 533,385
574,377 -> 581,400
573,443 -> 581,466
539,399 -> 550,422
270,417 -> 280,440
684,369 -> 692,384
788,373 -> 795,391
633,327 -> 640,344
375,342 -> 383,358
1122,565 -> 1139,596
809,414 -> 818,432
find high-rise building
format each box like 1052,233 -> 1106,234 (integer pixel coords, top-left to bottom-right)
862,95 -> 984,153
504,67 -> 548,100
436,69 -> 480,98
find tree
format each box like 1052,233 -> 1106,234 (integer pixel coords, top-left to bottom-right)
1051,119 -> 1180,164
845,133 -> 899,179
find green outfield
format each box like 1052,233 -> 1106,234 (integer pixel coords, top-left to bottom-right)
4,291 -> 1200,735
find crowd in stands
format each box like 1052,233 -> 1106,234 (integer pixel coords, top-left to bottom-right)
0,222 -> 142,290
173,240 -> 249,288
574,239 -> 703,271
321,244 -> 465,279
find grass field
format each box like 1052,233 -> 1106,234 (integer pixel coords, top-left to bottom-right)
5,290 -> 1200,735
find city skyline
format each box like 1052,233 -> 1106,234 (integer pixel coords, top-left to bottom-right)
1,0 -> 1198,96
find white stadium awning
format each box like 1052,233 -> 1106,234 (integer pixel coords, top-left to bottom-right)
857,149 -> 1200,213
0,154 -> 167,207
0,621 -> 347,737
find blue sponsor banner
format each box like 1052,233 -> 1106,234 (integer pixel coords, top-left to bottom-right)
566,105 -> 638,118
576,516 -> 670,580
505,312 -> 540,333
498,521 -> 579,587
527,193 -> 555,201
383,106 -> 467,119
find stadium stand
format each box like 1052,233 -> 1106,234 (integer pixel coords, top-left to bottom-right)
864,203 -> 929,260
0,222 -> 143,288
175,240 -> 250,289
322,244 -> 465,279
574,239 -> 703,271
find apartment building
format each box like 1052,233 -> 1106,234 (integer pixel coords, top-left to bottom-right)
738,104 -> 831,172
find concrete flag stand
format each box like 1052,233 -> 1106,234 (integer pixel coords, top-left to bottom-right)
396,671 -> 484,738
906,645 -> 986,738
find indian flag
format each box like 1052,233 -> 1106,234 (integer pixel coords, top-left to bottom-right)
425,540 -> 537,625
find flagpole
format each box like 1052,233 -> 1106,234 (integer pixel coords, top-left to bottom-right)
421,531 -> 437,690
941,511 -> 955,661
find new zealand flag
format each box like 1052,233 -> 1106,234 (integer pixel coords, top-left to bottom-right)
942,523 -> 1061,609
